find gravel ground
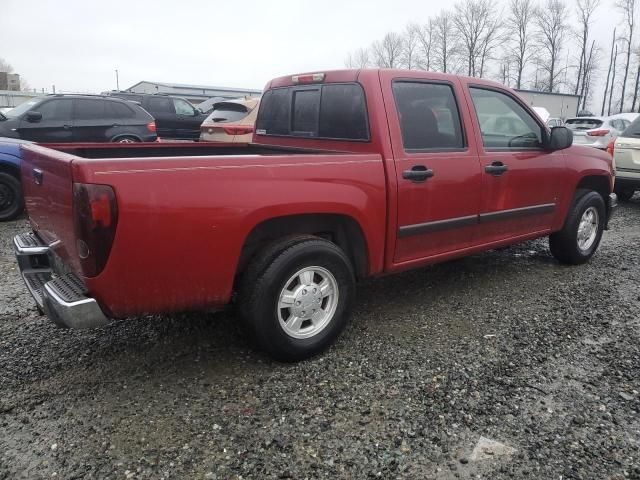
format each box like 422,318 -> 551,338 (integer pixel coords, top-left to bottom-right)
1,199 -> 639,480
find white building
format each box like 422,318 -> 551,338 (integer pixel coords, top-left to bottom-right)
515,89 -> 581,120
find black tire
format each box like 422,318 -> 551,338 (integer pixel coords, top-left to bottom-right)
614,186 -> 635,202
549,189 -> 606,265
0,172 -> 24,221
238,236 -> 355,362
112,135 -> 140,143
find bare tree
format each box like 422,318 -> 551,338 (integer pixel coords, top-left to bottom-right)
415,19 -> 436,71
371,32 -> 404,68
580,40 -> 600,110
535,0 -> 568,92
0,58 -> 13,73
632,44 -> 640,111
574,0 -> 600,98
602,28 -> 617,115
505,0 -> 536,88
345,48 -> 371,68
433,10 -> 457,73
401,24 -> 420,69
453,0 -> 500,77
616,0 -> 637,111
608,44 -> 619,115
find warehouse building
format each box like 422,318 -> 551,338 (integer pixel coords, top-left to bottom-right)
124,81 -> 262,105
515,89 -> 581,120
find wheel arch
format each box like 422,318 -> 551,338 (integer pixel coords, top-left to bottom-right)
0,159 -> 21,179
236,213 -> 370,282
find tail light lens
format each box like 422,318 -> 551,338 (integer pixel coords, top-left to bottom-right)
292,73 -> 325,84
587,129 -> 610,137
223,125 -> 254,136
147,121 -> 157,133
607,140 -> 615,156
73,183 -> 118,277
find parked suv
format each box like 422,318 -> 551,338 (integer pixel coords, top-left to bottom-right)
0,95 -> 157,143
565,116 -> 630,150
106,92 -> 207,140
200,97 -> 259,143
611,116 -> 640,201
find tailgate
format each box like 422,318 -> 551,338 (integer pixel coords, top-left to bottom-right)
20,144 -> 81,272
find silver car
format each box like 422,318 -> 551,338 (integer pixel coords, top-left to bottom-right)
565,116 -> 631,150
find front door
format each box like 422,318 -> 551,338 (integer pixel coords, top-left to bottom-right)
381,73 -> 483,264
465,85 -> 564,244
16,98 -> 74,142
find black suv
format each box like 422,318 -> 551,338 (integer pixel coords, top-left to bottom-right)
0,95 -> 157,143
106,92 -> 207,140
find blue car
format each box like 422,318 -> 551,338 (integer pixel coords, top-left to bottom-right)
0,137 -> 27,221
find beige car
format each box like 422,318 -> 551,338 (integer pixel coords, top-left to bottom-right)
199,97 -> 259,143
612,116 -> 640,201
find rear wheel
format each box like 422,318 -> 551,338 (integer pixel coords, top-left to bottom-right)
549,190 -> 605,265
614,186 -> 635,202
238,236 -> 355,361
112,135 -> 140,143
0,173 -> 23,221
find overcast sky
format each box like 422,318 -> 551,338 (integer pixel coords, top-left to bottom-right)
1,0 -> 624,100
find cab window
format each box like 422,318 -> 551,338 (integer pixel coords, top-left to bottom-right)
470,87 -> 543,149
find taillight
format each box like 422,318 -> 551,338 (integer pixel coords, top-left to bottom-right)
73,183 -> 118,277
607,140 -> 615,156
292,73 -> 325,84
147,121 -> 156,133
223,125 -> 254,136
587,129 -> 609,137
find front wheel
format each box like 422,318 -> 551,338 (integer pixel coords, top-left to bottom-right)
549,190 -> 605,265
112,135 -> 140,143
239,236 -> 355,361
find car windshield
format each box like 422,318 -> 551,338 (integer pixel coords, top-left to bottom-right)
4,99 -> 42,118
207,103 -> 249,123
565,118 -> 603,130
621,117 -> 640,137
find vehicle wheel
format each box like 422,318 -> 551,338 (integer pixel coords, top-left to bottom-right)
549,189 -> 605,265
239,236 -> 355,362
614,186 -> 635,202
113,136 -> 140,143
0,173 -> 24,221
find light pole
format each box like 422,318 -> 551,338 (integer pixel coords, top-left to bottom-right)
115,69 -> 120,91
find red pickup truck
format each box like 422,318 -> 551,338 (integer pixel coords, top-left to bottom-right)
14,69 -> 616,361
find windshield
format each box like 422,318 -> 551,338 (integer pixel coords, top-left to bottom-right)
565,118 -> 603,130
4,99 -> 42,118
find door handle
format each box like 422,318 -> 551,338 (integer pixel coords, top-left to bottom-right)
402,165 -> 434,183
485,161 -> 508,176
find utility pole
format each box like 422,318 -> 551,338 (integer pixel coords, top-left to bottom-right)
115,69 -> 120,91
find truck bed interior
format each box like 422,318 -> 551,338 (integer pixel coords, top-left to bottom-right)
41,142 -> 338,159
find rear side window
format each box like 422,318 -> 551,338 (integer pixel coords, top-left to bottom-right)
392,81 -> 465,150
105,100 -> 135,118
565,118 -> 603,130
37,99 -> 73,120
74,99 -> 105,120
621,117 -> 640,137
256,83 -> 369,141
209,103 -> 250,123
146,96 -> 174,114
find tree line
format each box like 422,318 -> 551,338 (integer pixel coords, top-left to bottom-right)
345,0 -> 639,114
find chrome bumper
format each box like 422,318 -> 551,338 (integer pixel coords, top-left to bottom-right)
14,233 -> 110,329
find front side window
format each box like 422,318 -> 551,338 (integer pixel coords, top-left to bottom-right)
74,99 -> 105,120
470,87 -> 543,149
36,99 -> 73,120
256,83 -> 369,141
392,81 -> 465,150
174,98 -> 195,116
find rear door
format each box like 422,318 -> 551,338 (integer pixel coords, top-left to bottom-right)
16,98 -> 74,142
465,85 -> 564,243
144,96 -> 175,138
72,98 -> 110,142
381,71 -> 482,264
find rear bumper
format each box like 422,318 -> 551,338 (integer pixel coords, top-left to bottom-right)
14,232 -> 110,329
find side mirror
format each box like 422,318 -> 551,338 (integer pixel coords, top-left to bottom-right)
547,126 -> 572,151
26,111 -> 42,123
